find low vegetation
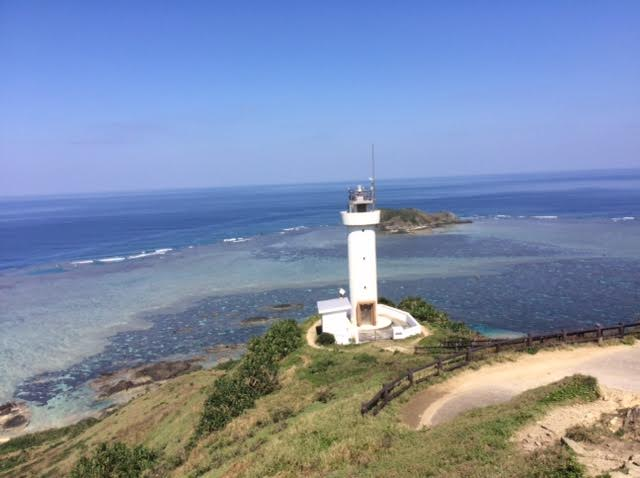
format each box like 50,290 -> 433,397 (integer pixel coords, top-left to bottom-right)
0,298 -> 618,477
196,319 -> 302,436
315,332 -> 335,346
0,417 -> 98,456
69,442 -> 158,478
396,295 -> 478,348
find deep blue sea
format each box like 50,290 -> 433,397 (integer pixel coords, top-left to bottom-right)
2,169 -> 639,271
1,169 -> 639,431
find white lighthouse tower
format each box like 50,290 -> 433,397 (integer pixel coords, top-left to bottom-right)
341,182 -> 380,328
316,149 -> 423,345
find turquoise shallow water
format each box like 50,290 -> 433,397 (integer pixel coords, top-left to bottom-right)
1,171 -> 639,430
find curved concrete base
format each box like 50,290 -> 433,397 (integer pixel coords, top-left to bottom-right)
358,316 -> 392,331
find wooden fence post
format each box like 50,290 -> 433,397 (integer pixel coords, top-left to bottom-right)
361,403 -> 367,416
619,323 -> 625,338
597,325 -> 603,344
407,370 -> 414,386
382,384 -> 389,405
465,347 -> 472,362
562,329 -> 567,342
437,359 -> 443,376
495,342 -> 501,353
527,333 -> 532,348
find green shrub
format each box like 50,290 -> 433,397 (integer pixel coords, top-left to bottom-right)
308,356 -> 336,375
70,442 -> 158,478
540,375 -> 599,405
397,296 -> 443,322
258,319 -> 303,360
399,296 -> 477,349
377,296 -> 396,307
196,320 -> 302,436
622,335 -> 636,346
199,375 -> 258,433
316,332 -> 336,346
214,358 -> 239,371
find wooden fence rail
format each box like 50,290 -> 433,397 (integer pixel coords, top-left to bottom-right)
361,320 -> 640,416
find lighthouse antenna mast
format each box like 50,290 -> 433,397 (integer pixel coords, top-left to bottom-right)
370,144 -> 376,207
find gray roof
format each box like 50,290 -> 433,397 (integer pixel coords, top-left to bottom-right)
317,297 -> 351,315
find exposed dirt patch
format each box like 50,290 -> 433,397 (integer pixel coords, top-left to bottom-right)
514,386 -> 640,452
305,320 -> 322,349
515,390 -> 640,477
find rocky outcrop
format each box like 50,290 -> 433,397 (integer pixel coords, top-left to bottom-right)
241,316 -> 275,326
265,303 -> 304,312
135,360 -> 200,382
90,358 -> 203,399
0,401 -> 30,434
379,208 -> 471,234
622,406 -> 640,439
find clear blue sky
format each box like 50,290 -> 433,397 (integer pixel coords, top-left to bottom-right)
1,1 -> 639,195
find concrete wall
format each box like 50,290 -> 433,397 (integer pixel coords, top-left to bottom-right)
321,311 -> 353,345
377,304 -> 422,340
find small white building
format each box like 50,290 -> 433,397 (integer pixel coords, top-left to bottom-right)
316,297 -> 353,345
317,177 -> 422,345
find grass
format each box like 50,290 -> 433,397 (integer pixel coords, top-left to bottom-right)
0,315 -> 610,478
622,335 -> 636,346
0,417 -> 98,456
189,374 -> 596,478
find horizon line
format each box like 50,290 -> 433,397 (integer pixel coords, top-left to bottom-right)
1,166 -> 639,201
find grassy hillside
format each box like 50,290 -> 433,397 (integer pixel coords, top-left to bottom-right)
0,368 -> 221,477
0,314 -> 602,477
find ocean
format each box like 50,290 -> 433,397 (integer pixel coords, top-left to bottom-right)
1,169 -> 639,430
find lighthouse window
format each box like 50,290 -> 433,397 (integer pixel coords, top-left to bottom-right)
361,229 -> 364,232
362,257 -> 366,260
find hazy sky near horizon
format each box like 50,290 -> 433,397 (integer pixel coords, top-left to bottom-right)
1,1 -> 639,196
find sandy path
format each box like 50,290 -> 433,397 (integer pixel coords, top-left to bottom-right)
402,343 -> 640,429
305,320 -> 322,349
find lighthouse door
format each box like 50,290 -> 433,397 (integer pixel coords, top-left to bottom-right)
357,302 -> 376,326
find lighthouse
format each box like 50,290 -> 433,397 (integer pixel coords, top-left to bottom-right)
316,151 -> 423,345
341,183 -> 380,327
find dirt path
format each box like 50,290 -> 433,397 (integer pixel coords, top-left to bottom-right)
305,320 -> 322,349
402,342 -> 640,429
